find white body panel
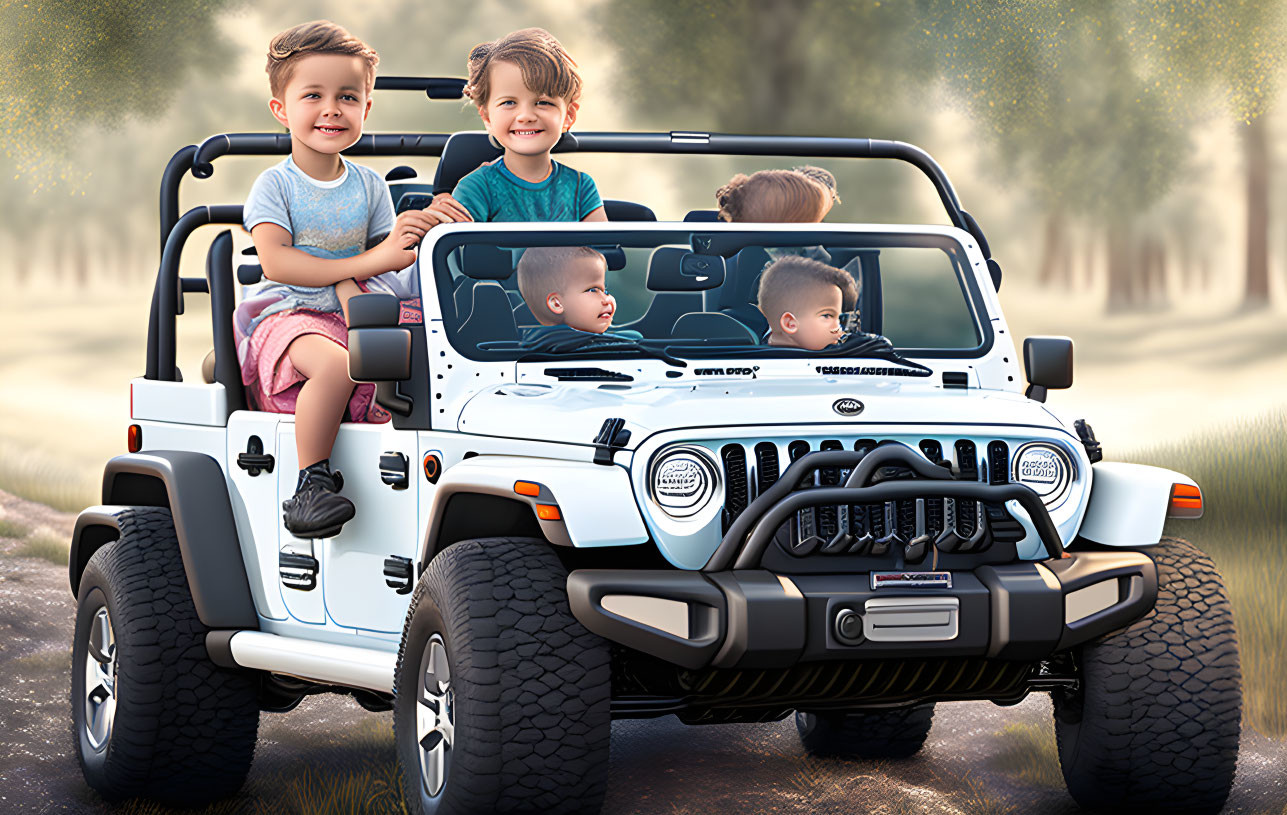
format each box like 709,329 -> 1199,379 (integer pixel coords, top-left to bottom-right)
1078,462 -> 1197,547
458,378 -> 1054,448
225,412 -> 288,622
420,455 -> 649,561
131,378 -> 227,426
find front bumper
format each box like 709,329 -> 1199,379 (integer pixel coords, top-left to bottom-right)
568,551 -> 1157,670
570,444 -> 1155,671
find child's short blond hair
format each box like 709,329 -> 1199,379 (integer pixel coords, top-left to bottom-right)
267,21 -> 379,97
716,168 -> 834,223
758,256 -> 858,326
463,28 -> 583,107
517,246 -> 606,323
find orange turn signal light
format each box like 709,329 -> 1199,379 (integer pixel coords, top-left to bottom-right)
127,424 -> 142,453
535,504 -> 561,521
1168,483 -> 1203,519
423,453 -> 441,483
514,481 -> 541,497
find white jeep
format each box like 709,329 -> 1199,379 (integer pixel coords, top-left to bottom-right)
68,85 -> 1240,815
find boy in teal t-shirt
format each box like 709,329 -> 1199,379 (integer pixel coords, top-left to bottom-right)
427,28 -> 607,224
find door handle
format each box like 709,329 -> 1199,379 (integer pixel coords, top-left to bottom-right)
237,435 -> 275,476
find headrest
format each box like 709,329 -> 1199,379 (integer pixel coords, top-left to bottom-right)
461,244 -> 514,279
605,200 -> 656,221
646,247 -> 726,291
684,210 -> 721,222
460,280 -> 518,343
433,131 -> 579,194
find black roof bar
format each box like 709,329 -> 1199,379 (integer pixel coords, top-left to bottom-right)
374,75 -> 466,98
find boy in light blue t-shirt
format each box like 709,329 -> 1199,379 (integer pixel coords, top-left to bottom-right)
427,28 -> 606,225
242,21 -> 435,539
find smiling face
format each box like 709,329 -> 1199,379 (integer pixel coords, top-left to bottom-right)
268,53 -> 371,172
477,60 -> 577,160
771,284 -> 845,350
546,255 -> 615,333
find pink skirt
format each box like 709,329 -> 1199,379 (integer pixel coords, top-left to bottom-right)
242,310 -> 389,423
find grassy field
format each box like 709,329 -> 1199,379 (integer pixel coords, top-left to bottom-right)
1125,409 -> 1287,738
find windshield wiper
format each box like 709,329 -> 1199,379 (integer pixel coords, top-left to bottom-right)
817,332 -> 934,375
480,332 -> 688,368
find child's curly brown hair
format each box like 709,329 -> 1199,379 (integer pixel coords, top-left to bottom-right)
463,28 -> 582,107
715,167 -> 836,223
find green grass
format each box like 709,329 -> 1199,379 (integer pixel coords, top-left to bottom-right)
0,438 -> 98,513
988,722 -> 1063,788
0,517 -> 30,538
1124,408 -> 1287,737
13,533 -> 70,565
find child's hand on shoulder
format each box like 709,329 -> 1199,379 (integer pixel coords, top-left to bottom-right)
422,193 -> 474,226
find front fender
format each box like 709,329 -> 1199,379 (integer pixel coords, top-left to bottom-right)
420,456 -> 650,563
1077,462 -> 1198,547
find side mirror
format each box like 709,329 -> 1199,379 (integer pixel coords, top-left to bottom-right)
1023,336 -> 1073,402
348,294 -> 412,414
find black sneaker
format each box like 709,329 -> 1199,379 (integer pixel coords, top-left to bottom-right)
283,468 -> 354,538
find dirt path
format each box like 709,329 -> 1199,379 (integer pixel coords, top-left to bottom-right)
0,490 -> 1282,814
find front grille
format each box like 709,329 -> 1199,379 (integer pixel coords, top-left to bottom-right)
718,436 -> 1026,564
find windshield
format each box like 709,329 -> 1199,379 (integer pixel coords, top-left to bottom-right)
427,226 -> 989,364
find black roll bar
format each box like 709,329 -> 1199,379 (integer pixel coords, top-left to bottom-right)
148,205 -> 242,381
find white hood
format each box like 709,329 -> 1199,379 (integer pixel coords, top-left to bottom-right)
456,375 -> 1066,448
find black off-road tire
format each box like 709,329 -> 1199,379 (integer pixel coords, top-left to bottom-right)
71,507 -> 259,805
394,538 -> 611,815
795,703 -> 936,759
1054,537 -> 1241,814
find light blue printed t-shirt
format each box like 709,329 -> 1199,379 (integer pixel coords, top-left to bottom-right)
452,159 -> 602,223
242,157 -> 394,331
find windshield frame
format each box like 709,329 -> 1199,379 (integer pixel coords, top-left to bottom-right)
421,222 -> 995,364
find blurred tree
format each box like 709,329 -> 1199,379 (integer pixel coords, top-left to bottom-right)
1125,0 -> 1287,308
0,0 -> 246,183
925,0 -> 1285,309
922,1 -> 1191,309
595,0 -> 944,218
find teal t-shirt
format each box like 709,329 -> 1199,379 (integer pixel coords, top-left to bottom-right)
452,159 -> 603,222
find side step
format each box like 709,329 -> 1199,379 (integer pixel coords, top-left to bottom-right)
209,631 -> 397,693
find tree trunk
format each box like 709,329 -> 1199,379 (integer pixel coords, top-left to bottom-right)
1242,116 -> 1270,307
1039,211 -> 1068,287
1106,221 -> 1137,311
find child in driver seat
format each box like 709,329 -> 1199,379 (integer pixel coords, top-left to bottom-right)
757,256 -> 858,351
516,246 -> 619,338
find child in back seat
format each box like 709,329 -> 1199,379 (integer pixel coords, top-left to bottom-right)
714,166 -> 861,337
237,21 -> 438,539
425,28 -> 606,225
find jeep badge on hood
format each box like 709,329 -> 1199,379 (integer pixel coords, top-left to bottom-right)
832,398 -> 865,416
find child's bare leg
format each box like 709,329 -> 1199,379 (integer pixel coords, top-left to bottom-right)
336,278 -> 362,324
288,333 -> 354,467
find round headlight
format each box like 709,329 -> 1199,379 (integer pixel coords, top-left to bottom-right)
1012,442 -> 1075,507
650,447 -> 718,519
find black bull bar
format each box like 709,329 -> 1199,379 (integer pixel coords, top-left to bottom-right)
706,442 -> 1064,571
569,444 -> 1158,672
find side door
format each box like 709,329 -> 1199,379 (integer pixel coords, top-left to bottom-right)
321,422 -> 421,634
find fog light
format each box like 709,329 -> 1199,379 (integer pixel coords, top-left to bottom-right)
835,608 -> 864,645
